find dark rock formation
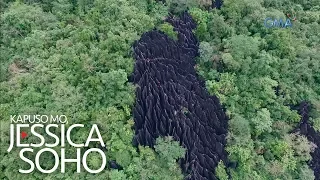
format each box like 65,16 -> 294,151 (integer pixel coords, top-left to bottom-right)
212,0 -> 223,9
132,12 -> 228,180
294,101 -> 320,180
108,160 -> 123,170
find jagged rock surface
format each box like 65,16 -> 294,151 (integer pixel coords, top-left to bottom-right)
132,12 -> 228,180
294,102 -> 320,180
212,0 -> 223,9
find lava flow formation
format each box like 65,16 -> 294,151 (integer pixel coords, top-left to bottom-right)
294,102 -> 320,180
132,12 -> 229,180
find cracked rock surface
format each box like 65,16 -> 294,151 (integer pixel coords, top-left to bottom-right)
132,12 -> 228,180
294,102 -> 320,180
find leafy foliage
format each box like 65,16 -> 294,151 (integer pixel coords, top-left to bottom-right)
215,160 -> 228,180
158,22 -> 178,40
0,0 -> 186,179
191,0 -> 320,179
1,0 -> 319,179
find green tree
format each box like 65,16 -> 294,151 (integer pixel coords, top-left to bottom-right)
158,22 -> 178,40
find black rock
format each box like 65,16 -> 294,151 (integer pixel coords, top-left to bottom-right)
108,160 -> 123,170
293,101 -> 320,180
212,0 -> 223,9
132,12 -> 229,180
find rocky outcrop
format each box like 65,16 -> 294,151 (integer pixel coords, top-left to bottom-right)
132,12 -> 228,180
212,0 -> 223,9
294,101 -> 320,180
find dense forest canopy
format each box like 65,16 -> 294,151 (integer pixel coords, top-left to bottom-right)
0,0 -> 320,179
191,0 -> 320,179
